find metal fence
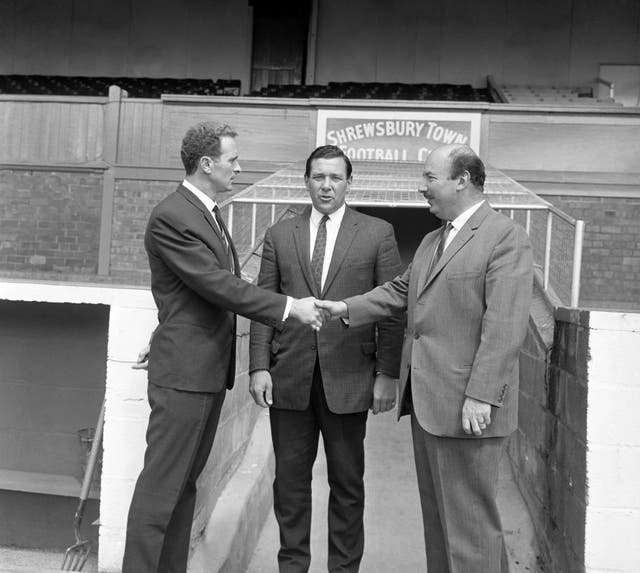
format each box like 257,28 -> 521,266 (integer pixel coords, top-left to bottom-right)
499,206 -> 584,307
226,196 -> 584,308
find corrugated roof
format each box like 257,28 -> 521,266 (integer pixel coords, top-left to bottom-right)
233,160 -> 549,210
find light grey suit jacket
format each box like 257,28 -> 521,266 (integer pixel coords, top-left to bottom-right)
346,201 -> 533,437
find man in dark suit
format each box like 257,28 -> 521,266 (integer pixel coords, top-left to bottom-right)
122,122 -> 325,573
318,144 -> 533,573
249,145 -> 404,573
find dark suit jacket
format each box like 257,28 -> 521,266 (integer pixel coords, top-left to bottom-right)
250,206 -> 404,414
145,184 -> 287,393
346,202 -> 533,436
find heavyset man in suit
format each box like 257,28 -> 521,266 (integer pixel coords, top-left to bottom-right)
318,144 -> 533,573
249,145 -> 404,572
122,122 -> 325,573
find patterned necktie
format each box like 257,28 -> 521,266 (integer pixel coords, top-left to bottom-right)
428,221 -> 453,276
311,215 -> 329,290
212,205 -> 240,277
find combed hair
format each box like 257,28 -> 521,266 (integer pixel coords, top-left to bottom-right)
448,146 -> 485,189
304,145 -> 352,179
180,122 -> 238,175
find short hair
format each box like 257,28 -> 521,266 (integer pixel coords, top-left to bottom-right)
180,122 -> 238,175
447,146 -> 485,190
304,145 -> 352,179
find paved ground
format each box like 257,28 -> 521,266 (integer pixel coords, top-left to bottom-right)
0,409 -> 542,573
0,546 -> 97,572
247,410 -> 543,573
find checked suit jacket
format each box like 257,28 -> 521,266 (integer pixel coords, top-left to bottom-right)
346,201 -> 533,437
250,205 -> 405,414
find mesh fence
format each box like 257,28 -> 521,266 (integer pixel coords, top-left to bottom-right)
501,208 -> 579,306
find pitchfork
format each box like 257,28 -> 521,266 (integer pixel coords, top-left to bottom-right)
61,399 -> 105,571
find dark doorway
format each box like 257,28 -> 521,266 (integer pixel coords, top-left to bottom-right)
357,206 -> 440,270
250,0 -> 312,93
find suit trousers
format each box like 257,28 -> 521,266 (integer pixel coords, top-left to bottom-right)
410,410 -> 509,573
122,382 -> 226,573
269,361 -> 368,573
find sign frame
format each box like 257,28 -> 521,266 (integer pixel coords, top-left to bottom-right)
316,109 -> 482,161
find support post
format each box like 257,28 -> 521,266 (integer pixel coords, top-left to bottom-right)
570,220 -> 584,307
97,86 -> 125,276
543,210 -> 553,291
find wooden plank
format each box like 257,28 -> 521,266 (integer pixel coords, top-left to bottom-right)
160,104 -> 312,166
0,101 -> 104,164
487,119 -> 640,173
0,469 -> 99,499
113,159 -> 290,183
503,169 -> 640,186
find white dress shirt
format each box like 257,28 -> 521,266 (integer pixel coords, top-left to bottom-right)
442,200 -> 486,251
182,179 -> 221,231
309,204 -> 346,291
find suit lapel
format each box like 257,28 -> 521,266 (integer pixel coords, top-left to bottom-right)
420,201 -> 493,294
176,184 -> 232,270
321,206 -> 357,297
292,207 -> 319,297
415,231 -> 441,297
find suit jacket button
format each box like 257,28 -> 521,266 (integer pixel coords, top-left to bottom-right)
311,345 -> 316,351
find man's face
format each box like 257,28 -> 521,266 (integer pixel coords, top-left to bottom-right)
204,136 -> 241,193
419,148 -> 459,221
305,157 -> 351,215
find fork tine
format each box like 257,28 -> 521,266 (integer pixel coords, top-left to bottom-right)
61,541 -> 90,571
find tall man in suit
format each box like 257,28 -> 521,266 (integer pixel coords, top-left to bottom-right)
318,144 -> 533,573
249,145 -> 404,572
122,122 -> 325,573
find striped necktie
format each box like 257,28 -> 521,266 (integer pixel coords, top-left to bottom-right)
311,214 -> 329,291
428,221 -> 452,276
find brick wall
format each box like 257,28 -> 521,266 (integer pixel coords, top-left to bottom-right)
109,179 -> 174,285
0,172 -> 265,286
0,169 -> 102,275
540,194 -> 640,310
109,179 -> 279,285
508,302 -> 589,573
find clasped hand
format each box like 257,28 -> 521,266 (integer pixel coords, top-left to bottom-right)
289,298 -> 348,330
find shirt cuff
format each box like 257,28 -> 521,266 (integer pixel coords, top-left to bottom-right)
282,296 -> 293,321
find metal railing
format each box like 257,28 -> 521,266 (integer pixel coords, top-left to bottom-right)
499,205 -> 584,307
226,198 -> 584,308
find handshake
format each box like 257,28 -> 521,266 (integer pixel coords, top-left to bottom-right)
289,297 -> 348,330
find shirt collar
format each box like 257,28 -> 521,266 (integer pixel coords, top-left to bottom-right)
182,179 -> 217,212
310,203 -> 346,227
449,199 -> 485,231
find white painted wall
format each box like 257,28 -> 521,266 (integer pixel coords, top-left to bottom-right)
0,280 -> 156,572
100,304 -> 158,572
585,311 -> 640,573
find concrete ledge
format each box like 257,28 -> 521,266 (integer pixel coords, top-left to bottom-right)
188,409 -> 274,573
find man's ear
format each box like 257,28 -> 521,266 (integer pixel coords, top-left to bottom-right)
456,170 -> 470,190
200,156 -> 214,173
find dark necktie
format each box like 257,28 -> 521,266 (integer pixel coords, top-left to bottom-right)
311,215 -> 329,290
212,205 -> 240,277
428,221 -> 453,276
